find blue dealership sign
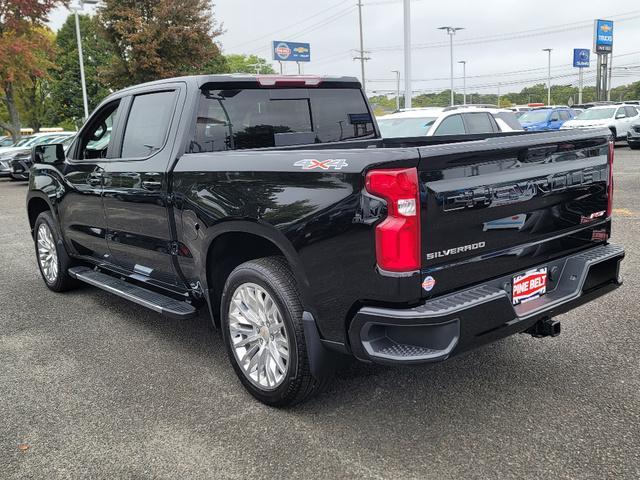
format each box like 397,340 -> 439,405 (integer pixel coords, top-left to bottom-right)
593,19 -> 613,53
573,48 -> 590,68
272,41 -> 311,62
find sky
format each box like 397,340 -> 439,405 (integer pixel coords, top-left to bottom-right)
48,0 -> 640,96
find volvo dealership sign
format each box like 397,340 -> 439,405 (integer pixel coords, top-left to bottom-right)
573,49 -> 590,68
272,41 -> 311,62
593,19 -> 613,53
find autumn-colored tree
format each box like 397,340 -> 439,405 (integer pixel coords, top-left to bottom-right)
98,0 -> 224,89
0,0 -> 62,140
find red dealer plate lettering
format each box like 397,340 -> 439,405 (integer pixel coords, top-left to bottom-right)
512,267 -> 548,306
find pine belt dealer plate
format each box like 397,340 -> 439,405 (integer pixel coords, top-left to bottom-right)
512,267 -> 548,306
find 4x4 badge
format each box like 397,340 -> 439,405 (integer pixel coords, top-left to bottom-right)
294,159 -> 348,170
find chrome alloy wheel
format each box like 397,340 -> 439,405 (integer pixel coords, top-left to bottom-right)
37,223 -> 58,283
228,283 -> 290,390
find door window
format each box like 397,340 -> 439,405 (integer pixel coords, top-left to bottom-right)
72,101 -> 120,160
549,111 -> 560,122
463,112 -> 498,134
559,110 -> 571,121
624,106 -> 638,117
121,90 -> 177,158
615,108 -> 627,119
434,114 -> 465,135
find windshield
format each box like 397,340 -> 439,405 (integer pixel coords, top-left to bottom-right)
576,108 -> 616,120
15,136 -> 35,147
518,110 -> 550,123
377,117 -> 438,137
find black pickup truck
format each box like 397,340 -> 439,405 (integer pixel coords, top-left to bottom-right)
27,75 -> 624,406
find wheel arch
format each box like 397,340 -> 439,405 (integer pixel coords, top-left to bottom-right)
201,221 -> 313,326
27,192 -> 56,237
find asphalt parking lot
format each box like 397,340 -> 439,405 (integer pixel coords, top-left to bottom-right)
1,147 -> 639,480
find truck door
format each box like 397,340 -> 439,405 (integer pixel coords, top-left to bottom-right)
58,100 -> 122,263
101,86 -> 185,288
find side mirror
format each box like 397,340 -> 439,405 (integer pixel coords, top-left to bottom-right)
32,144 -> 65,165
616,113 -> 626,119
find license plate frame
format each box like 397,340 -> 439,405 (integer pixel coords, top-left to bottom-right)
512,267 -> 548,306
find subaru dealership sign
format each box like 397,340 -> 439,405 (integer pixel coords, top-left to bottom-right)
593,19 -> 613,53
573,49 -> 590,68
272,41 -> 311,62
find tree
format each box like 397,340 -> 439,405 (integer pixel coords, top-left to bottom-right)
98,0 -> 225,89
225,54 -> 275,74
0,0 -> 62,140
49,14 -> 114,127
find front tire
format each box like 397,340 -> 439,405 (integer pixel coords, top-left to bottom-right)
220,256 -> 330,406
34,211 -> 78,292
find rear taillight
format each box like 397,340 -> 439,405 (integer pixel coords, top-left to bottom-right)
607,139 -> 614,217
365,168 -> 421,272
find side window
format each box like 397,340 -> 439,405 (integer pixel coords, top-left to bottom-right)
72,100 -> 120,160
625,106 -> 638,117
493,112 -> 522,130
434,114 -> 465,135
616,108 -> 626,118
559,110 -> 571,121
549,111 -> 560,121
463,112 -> 497,134
120,90 -> 177,158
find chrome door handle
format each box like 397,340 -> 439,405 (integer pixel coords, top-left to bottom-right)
141,180 -> 162,190
87,172 -> 102,186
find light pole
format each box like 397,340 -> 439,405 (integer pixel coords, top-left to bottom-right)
458,60 -> 467,105
438,26 -> 464,106
72,0 -> 99,122
391,70 -> 401,111
403,0 -> 412,108
542,48 -> 552,106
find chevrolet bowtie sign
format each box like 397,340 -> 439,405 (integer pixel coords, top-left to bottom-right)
594,19 -> 614,54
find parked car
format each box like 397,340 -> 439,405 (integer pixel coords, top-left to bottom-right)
0,136 -> 15,147
627,122 -> 640,149
27,74 -> 623,406
518,107 -> 575,131
560,104 -> 640,141
0,132 -> 74,178
377,106 -> 522,138
9,135 -> 76,180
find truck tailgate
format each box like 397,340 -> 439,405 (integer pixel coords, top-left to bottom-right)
417,129 -> 613,299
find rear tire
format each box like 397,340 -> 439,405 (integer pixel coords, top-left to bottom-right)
34,211 -> 78,292
220,256 -> 331,407
628,142 -> 640,150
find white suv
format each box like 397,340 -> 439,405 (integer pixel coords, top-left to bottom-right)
377,106 -> 523,138
560,104 -> 640,140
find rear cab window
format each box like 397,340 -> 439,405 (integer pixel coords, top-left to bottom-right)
187,85 -> 375,152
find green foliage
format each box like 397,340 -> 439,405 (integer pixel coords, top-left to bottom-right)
49,14 -> 114,127
370,81 -> 640,111
224,54 -> 275,74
